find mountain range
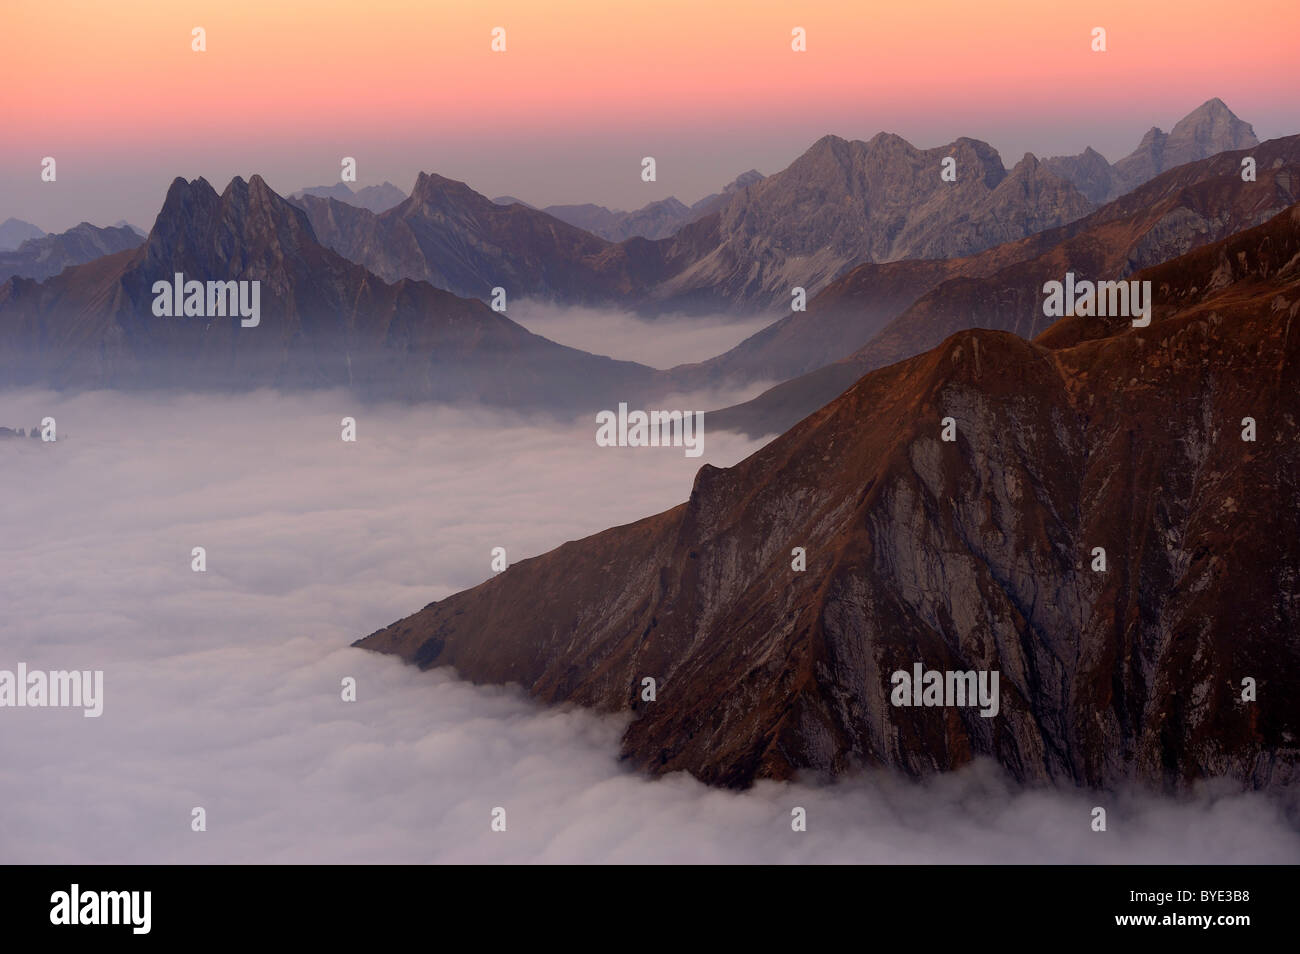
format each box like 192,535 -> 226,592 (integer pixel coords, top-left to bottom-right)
290,172 -> 657,307
3,101 -> 1285,421
706,132 -> 1300,435
521,170 -> 765,241
288,100 -> 1258,316
0,175 -> 655,407
5,96 -> 1294,798
0,222 -> 144,282
290,181 -> 407,213
1044,98 -> 1258,203
357,199 -> 1300,792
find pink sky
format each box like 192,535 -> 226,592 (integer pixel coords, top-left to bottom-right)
5,0 -> 1298,230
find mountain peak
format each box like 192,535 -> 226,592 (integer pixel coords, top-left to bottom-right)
1187,96 -> 1232,118
1168,97 -> 1257,151
864,131 -> 917,156
722,169 -> 763,195
163,175 -> 216,203
144,174 -> 318,271
408,171 -> 479,209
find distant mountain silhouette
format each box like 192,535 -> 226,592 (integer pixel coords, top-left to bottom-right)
0,222 -> 143,282
288,105 -> 1260,316
291,181 -> 407,214
1044,98 -> 1258,203
540,170 -> 764,241
0,218 -> 46,252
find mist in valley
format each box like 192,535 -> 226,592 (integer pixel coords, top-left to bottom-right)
1,383 -> 1296,863
1,313 -> 1296,864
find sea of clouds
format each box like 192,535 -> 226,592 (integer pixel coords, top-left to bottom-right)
1,386 -> 1297,864
508,300 -> 776,370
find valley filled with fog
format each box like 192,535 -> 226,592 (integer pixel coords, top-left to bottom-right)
2,369 -> 1296,863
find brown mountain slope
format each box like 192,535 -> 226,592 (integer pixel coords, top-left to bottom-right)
357,202 -> 1300,792
710,134 -> 1300,435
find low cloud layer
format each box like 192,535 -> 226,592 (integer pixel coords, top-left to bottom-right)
1,388 -> 1296,863
509,300 -> 776,371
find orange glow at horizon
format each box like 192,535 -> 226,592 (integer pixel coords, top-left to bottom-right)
7,0 -> 1299,149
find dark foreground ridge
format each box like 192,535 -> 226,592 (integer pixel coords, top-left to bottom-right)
357,202 -> 1300,792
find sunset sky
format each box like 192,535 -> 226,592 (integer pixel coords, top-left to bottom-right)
5,0 -> 1298,231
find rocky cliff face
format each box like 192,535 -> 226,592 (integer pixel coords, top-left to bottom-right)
358,203 -> 1300,792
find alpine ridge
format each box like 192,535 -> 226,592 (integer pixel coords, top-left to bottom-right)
710,133 -> 1300,435
357,201 -> 1300,792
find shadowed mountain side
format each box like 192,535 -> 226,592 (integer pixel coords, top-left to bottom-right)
708,134 -> 1300,436
357,202 -> 1300,792
0,175 -> 658,410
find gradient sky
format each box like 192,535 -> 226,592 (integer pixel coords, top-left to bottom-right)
4,0 -> 1298,232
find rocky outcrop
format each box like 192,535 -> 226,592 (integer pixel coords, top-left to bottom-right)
358,202 -> 1300,793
